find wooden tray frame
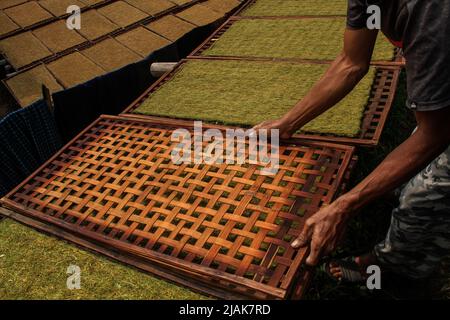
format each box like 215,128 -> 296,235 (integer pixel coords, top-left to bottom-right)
0,114 -> 354,299
121,59 -> 401,147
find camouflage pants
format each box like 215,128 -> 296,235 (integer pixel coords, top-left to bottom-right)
374,144 -> 450,279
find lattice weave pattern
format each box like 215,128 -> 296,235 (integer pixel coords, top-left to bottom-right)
3,116 -> 352,298
361,68 -> 396,139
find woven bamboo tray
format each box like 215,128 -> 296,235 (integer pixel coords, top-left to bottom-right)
122,59 -> 401,147
1,114 -> 354,299
189,16 -> 404,66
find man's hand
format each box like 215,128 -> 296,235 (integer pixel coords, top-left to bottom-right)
252,118 -> 293,139
291,197 -> 354,266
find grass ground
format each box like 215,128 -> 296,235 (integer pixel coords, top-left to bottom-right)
135,59 -> 376,137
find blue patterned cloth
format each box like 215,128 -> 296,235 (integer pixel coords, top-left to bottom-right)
0,100 -> 62,197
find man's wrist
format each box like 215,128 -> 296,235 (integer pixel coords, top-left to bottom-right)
279,116 -> 298,136
334,193 -> 361,217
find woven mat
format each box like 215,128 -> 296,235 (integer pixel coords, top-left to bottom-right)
4,1 -> 53,28
96,1 -> 147,28
46,52 -> 105,88
33,20 -> 86,53
81,38 -> 141,72
176,4 -> 224,27
5,64 -> 63,107
124,0 -> 175,16
0,31 -> 51,69
39,0 -> 87,16
115,27 -> 171,58
75,10 -> 119,41
146,15 -> 196,42
0,11 -> 19,36
1,115 -> 354,299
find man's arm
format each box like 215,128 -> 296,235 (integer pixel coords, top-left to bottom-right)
292,107 -> 450,265
253,28 -> 379,137
337,108 -> 450,212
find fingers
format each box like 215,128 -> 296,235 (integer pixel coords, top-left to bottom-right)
329,261 -> 339,268
250,124 -> 267,139
305,237 -> 322,266
252,120 -> 293,140
329,265 -> 343,280
290,235 -> 306,249
329,266 -> 341,274
252,120 -> 270,131
292,219 -> 324,266
291,219 -> 313,248
249,123 -> 266,139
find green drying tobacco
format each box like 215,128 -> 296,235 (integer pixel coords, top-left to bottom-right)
135,60 -> 375,137
242,0 -> 348,16
202,18 -> 394,61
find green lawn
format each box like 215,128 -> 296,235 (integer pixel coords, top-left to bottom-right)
135,59 -> 376,137
202,18 -> 394,61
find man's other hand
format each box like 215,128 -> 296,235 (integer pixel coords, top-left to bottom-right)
252,118 -> 293,139
291,197 -> 354,266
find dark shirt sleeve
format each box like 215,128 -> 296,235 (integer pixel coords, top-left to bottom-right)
403,0 -> 450,111
347,0 -> 369,29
